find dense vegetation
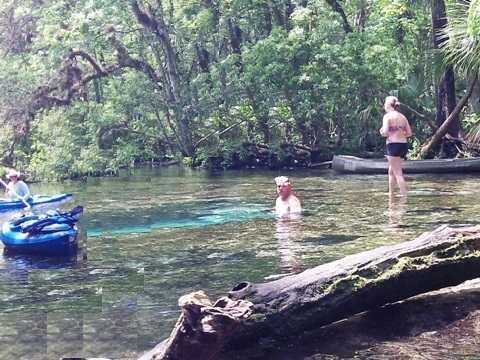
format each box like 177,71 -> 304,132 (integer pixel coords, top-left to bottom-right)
0,0 -> 479,180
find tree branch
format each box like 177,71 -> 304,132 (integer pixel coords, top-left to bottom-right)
419,72 -> 478,158
324,0 -> 353,33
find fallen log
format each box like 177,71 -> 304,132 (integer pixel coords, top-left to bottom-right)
224,224 -> 480,350
222,279 -> 480,359
146,291 -> 253,360
71,225 -> 480,360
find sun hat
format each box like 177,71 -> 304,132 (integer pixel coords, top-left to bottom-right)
6,169 -> 20,179
275,176 -> 291,186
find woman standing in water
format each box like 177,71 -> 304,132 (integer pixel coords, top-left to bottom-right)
379,96 -> 413,197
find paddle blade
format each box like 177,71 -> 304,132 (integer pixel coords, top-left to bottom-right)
68,205 -> 84,216
60,205 -> 84,217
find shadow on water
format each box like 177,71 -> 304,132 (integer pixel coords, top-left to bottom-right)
408,206 -> 460,215
305,234 -> 360,245
0,250 -> 85,285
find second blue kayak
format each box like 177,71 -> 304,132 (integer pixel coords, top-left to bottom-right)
0,194 -> 73,212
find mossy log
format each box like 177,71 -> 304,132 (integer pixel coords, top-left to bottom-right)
141,291 -> 254,360
225,224 -> 480,350
74,225 -> 480,360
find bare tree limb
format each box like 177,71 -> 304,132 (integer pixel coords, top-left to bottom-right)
419,73 -> 478,158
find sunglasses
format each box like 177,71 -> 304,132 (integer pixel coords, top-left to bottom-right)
275,176 -> 291,186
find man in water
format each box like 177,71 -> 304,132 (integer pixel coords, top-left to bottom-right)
275,176 -> 302,214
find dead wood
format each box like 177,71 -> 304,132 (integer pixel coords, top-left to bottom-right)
225,225 -> 480,350
419,73 -> 478,157
149,291 -> 254,360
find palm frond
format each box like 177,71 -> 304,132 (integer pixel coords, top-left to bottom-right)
424,49 -> 449,84
398,78 -> 423,102
439,0 -> 480,76
466,115 -> 480,145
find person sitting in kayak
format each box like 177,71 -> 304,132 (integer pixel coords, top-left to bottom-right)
5,169 -> 31,201
275,176 -> 302,214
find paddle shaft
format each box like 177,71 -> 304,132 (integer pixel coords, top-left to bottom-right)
0,178 -> 31,209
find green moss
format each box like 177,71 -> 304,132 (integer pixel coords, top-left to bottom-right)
320,274 -> 368,295
249,313 -> 267,322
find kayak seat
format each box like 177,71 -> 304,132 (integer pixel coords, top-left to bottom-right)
11,214 -> 46,226
9,205 -> 82,234
34,223 -> 73,233
21,216 -> 79,234
10,219 -> 37,232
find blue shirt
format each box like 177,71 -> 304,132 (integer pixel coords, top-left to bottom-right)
6,180 -> 31,200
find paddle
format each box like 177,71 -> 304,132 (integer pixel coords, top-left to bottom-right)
0,178 -> 31,210
61,205 -> 84,218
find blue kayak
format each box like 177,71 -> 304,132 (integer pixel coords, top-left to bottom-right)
0,206 -> 83,256
0,193 -> 72,212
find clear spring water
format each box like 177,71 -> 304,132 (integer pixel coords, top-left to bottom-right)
0,166 -> 479,359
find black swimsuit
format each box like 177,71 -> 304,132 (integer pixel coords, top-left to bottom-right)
387,143 -> 408,158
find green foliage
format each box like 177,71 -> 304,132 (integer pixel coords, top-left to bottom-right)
183,157 -> 195,167
440,0 -> 480,76
28,108 -> 87,180
0,0 -> 477,178
467,0 -> 480,37
465,113 -> 480,145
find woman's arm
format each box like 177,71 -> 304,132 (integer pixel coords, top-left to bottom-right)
379,115 -> 389,137
405,120 -> 413,137
5,183 -> 12,198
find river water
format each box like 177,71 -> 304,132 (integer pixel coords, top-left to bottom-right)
0,165 -> 479,359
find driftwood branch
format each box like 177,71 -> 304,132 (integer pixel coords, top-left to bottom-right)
147,291 -> 253,360
195,119 -> 247,148
225,224 -> 480,350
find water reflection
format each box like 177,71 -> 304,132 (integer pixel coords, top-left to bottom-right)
0,250 -> 86,285
388,196 -> 407,228
274,213 -> 303,274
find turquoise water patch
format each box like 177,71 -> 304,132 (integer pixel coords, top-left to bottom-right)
86,205 -> 275,237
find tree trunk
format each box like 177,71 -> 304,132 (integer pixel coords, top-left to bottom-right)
324,0 -> 353,33
420,73 -> 478,157
150,292 -> 254,360
431,0 -> 454,121
225,224 -> 480,350
430,0 -> 463,145
131,0 -> 196,157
